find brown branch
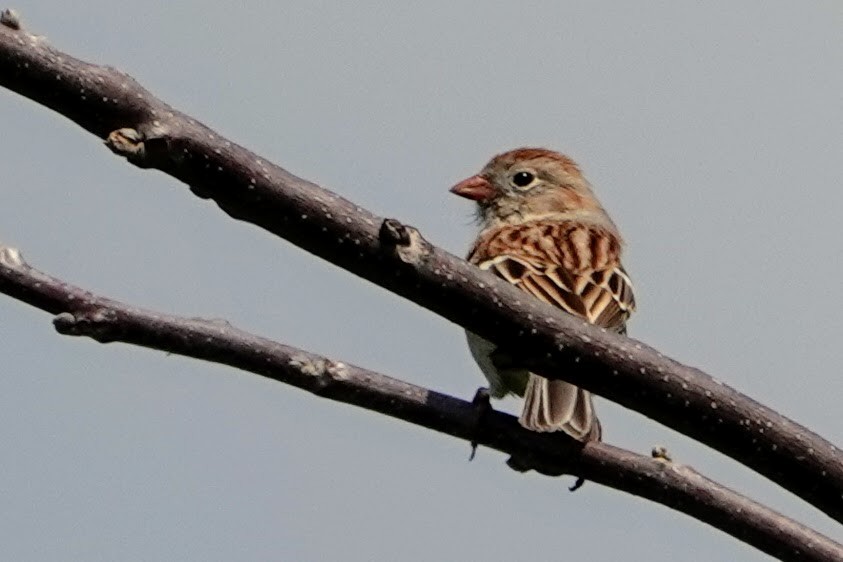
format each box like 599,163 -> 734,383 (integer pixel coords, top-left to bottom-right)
0,243 -> 840,561
1,11 -> 842,524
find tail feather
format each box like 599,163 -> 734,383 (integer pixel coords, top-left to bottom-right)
520,374 -> 600,441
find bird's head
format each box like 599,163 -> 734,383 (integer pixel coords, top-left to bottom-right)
450,147 -> 605,227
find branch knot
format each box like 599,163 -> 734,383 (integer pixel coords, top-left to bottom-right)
379,219 -> 431,265
105,128 -> 146,162
53,309 -> 120,342
0,244 -> 25,268
0,9 -> 21,30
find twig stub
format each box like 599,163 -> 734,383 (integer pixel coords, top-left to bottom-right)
379,218 -> 411,247
0,9 -> 21,30
105,128 -> 146,161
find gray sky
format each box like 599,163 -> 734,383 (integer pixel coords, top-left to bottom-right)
1,1 -> 841,560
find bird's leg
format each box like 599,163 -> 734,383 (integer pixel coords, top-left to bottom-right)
469,387 -> 492,461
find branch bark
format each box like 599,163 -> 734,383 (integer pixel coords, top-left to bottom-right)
0,242 -> 840,561
1,10 -> 841,525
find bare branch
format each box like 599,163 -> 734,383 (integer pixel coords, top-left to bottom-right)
0,13 -> 841,523
0,242 -> 840,561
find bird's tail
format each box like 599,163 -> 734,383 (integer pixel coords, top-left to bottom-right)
520,374 -> 601,441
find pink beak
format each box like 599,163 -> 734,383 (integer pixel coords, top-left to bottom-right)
449,175 -> 497,202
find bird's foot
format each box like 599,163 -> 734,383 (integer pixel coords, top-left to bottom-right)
469,387 -> 492,461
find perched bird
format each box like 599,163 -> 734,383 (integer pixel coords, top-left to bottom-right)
450,148 -> 635,441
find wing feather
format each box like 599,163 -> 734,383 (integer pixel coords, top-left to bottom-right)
471,220 -> 635,332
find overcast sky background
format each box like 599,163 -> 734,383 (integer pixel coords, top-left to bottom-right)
1,2 -> 841,560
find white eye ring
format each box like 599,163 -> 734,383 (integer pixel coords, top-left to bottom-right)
510,170 -> 537,190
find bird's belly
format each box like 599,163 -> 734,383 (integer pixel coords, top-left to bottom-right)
465,331 -> 530,398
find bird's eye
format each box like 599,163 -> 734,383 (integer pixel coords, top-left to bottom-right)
511,171 -> 536,189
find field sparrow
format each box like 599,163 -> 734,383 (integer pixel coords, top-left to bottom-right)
450,148 -> 635,441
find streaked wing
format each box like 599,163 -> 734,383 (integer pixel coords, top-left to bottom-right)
588,265 -> 636,331
469,221 -> 635,332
